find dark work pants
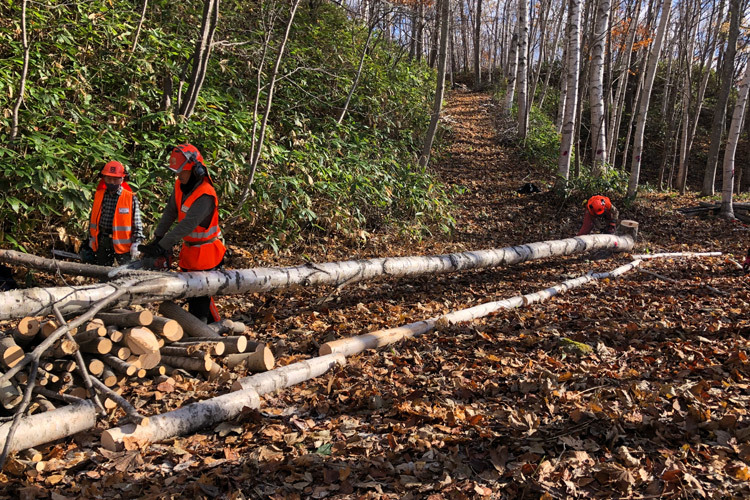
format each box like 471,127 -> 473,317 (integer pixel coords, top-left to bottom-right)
181,257 -> 224,324
95,235 -> 132,266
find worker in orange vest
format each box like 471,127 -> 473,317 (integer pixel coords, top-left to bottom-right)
140,144 -> 226,323
578,195 -> 619,236
87,161 -> 144,266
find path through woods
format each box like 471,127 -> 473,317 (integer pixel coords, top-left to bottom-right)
4,91 -> 750,498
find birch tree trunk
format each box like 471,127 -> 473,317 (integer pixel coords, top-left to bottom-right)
589,0 -> 610,174
701,0 -> 740,196
557,0 -> 581,186
473,0 -> 482,87
419,0 -> 450,166
178,0 -> 219,118
626,0 -> 672,199
606,0 -> 640,167
503,29 -> 519,117
719,61 -> 750,219
516,0 -> 529,139
0,234 -> 636,320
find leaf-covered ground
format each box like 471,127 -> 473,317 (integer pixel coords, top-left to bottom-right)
4,91 -> 750,499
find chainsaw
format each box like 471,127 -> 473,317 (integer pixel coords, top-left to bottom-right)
107,255 -> 173,278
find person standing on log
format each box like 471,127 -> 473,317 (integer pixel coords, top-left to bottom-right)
577,195 -> 619,236
140,144 -> 226,323
86,161 -> 144,266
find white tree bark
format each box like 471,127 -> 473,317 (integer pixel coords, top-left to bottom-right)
719,61 -> 750,219
0,400 -> 97,453
627,0 -> 672,198
557,0 -> 581,184
0,234 -> 636,320
589,0 -> 610,174
320,260 -> 646,358
101,388 -> 260,451
503,29 -> 519,116
516,0 -> 529,138
231,353 -> 345,392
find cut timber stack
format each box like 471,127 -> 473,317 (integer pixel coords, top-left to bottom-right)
0,301 -> 275,455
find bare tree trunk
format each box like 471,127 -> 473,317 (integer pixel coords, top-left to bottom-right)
503,28 -> 519,117
538,2 -> 565,109
719,61 -> 750,218
10,0 -> 30,141
338,24 -> 376,124
233,0 -> 301,215
607,0 -> 640,167
557,0 -> 581,186
516,0 -> 529,139
473,0 -> 482,87
178,0 -> 220,118
130,0 -> 149,54
589,0 -> 610,174
627,0 -> 672,199
701,0 -> 740,196
458,0 -> 468,72
420,0 -> 450,166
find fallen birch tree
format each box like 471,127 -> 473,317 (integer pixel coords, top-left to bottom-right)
101,354 -> 346,451
319,259 -> 646,357
0,232 -> 636,320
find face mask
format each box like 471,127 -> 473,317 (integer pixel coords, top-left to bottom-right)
105,183 -> 120,192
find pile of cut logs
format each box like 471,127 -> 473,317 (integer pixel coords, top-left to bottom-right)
0,300 -> 274,416
678,201 -> 750,223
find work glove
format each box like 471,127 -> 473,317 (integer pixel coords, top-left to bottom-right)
130,242 -> 141,260
80,244 -> 96,264
140,240 -> 166,258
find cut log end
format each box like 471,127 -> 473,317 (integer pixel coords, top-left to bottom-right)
617,220 -> 639,240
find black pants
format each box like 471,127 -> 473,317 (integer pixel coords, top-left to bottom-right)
95,235 -> 132,266
181,256 -> 224,324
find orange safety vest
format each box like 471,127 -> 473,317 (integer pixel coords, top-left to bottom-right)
89,183 -> 134,254
174,178 -> 226,271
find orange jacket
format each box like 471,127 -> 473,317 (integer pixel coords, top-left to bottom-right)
89,183 -> 134,254
174,178 -> 226,271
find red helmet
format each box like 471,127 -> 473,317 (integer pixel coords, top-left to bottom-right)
587,195 -> 611,216
101,160 -> 126,178
168,144 -> 204,174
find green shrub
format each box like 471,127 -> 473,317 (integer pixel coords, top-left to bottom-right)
520,106 -> 561,169
0,0 -> 453,251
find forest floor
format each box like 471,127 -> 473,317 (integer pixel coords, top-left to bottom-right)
4,91 -> 750,499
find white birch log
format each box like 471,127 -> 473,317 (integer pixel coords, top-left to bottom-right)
158,301 -> 221,339
101,388 -> 260,451
0,400 -> 97,453
0,233 -> 635,320
231,353 -> 345,393
630,252 -> 722,260
320,261 -> 645,357
225,347 -> 274,371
